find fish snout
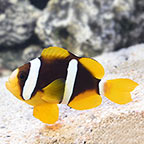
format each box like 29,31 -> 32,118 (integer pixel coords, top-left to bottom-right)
5,68 -> 22,100
6,68 -> 19,90
9,69 -> 19,82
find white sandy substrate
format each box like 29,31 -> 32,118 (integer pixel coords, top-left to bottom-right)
1,44 -> 144,144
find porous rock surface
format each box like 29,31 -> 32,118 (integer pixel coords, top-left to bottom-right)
0,0 -> 40,46
35,0 -> 144,56
0,0 -> 144,55
0,44 -> 144,144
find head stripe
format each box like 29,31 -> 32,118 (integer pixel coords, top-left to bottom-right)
61,59 -> 78,104
22,58 -> 41,100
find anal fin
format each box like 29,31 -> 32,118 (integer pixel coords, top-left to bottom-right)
68,90 -> 102,110
33,103 -> 59,124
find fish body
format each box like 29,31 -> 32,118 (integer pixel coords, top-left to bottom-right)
6,47 -> 138,124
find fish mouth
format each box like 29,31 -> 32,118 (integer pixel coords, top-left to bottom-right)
5,69 -> 23,100
5,80 -> 10,90
6,69 -> 19,90
5,77 -> 17,95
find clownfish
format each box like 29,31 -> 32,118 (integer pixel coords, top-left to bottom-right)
6,47 -> 138,124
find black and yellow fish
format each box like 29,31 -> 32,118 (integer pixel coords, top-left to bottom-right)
6,47 -> 138,124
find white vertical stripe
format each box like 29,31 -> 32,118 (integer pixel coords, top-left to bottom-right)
22,58 -> 41,100
61,59 -> 78,104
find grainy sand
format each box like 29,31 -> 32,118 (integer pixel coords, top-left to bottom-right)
0,44 -> 144,144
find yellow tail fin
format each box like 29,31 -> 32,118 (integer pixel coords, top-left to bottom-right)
104,79 -> 138,104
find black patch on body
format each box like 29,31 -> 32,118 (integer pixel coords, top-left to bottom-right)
69,62 -> 101,103
31,54 -> 78,97
31,53 -> 101,102
17,63 -> 30,99
18,49 -> 101,103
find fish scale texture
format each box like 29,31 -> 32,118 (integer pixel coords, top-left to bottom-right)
0,44 -> 144,144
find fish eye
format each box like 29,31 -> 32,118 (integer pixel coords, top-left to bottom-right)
19,72 -> 27,81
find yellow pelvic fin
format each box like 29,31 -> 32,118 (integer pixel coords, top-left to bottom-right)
33,103 -> 59,124
41,47 -> 70,60
42,79 -> 65,103
79,57 -> 105,79
68,90 -> 102,110
104,79 -> 138,104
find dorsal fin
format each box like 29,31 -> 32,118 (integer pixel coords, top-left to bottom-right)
41,47 -> 70,60
79,57 -> 105,79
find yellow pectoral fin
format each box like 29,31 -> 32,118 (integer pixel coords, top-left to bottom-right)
79,57 -> 105,79
33,104 -> 59,124
42,79 -> 65,103
104,78 -> 138,104
68,90 -> 102,110
41,47 -> 70,60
